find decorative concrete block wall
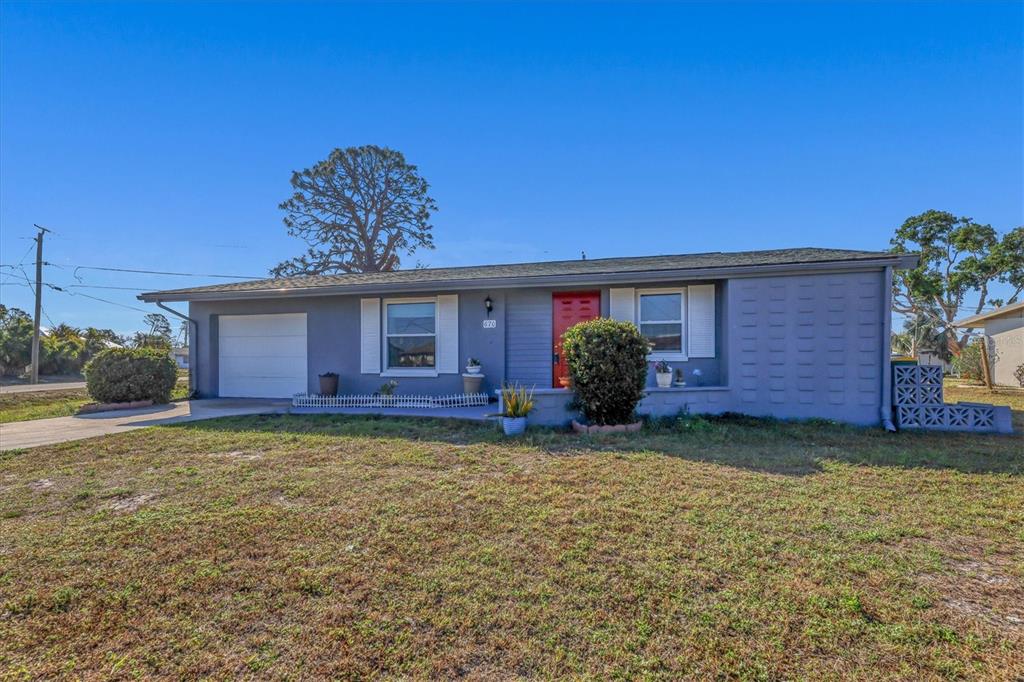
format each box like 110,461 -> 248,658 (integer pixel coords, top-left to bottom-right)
728,272 -> 885,425
892,365 -> 1012,434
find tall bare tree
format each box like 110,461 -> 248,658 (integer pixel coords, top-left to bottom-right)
272,146 -> 436,277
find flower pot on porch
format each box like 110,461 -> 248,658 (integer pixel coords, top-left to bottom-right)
462,373 -> 484,394
656,372 -> 672,388
502,416 -> 527,436
319,373 -> 339,396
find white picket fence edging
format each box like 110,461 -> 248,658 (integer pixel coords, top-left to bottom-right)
293,392 -> 490,409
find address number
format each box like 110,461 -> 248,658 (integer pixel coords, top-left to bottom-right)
482,319 -> 497,329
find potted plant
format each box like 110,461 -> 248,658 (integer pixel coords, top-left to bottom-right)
500,382 -> 534,436
654,360 -> 672,388
673,368 -> 686,387
319,372 -> 339,396
465,357 -> 482,374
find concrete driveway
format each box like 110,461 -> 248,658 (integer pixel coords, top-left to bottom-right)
0,399 -> 291,450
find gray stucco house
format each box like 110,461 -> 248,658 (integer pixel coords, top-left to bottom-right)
139,248 -> 918,427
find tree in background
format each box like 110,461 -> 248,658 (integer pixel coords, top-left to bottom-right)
0,306 -> 128,377
890,210 -> 1023,354
272,146 -> 437,277
890,311 -> 950,360
134,313 -> 173,350
82,328 -> 125,362
40,329 -> 86,375
0,305 -> 34,376
144,313 -> 172,339
175,320 -> 189,347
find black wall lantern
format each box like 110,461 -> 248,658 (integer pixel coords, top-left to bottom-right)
484,296 -> 493,317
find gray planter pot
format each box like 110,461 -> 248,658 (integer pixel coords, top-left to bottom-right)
502,416 -> 527,436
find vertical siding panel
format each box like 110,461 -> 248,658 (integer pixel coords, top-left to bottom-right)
505,290 -> 552,388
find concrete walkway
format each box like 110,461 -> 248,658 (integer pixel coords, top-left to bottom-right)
0,381 -> 86,394
0,399 -> 291,450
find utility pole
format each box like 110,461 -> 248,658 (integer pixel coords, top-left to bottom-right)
29,224 -> 50,384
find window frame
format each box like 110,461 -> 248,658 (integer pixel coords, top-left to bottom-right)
382,296 -> 440,376
635,287 -> 688,361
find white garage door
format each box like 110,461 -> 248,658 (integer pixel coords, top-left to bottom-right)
218,313 -> 307,398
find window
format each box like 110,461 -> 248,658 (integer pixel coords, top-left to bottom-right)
637,289 -> 685,358
385,300 -> 436,370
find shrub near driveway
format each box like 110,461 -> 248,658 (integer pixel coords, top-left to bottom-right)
84,348 -> 177,404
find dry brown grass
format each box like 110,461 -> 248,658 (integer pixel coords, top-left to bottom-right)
1,414 -> 1021,679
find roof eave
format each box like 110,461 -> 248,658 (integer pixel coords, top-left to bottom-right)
953,300 -> 1024,327
137,255 -> 916,303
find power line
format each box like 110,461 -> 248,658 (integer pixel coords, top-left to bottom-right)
62,290 -> 152,314
71,264 -> 263,280
66,284 -> 148,292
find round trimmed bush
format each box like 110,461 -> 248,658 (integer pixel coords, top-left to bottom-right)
562,318 -> 649,425
84,347 -> 177,404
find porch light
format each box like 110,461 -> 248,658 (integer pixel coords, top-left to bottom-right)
484,296 -> 493,316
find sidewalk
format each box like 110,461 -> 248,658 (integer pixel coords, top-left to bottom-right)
0,399 -> 291,450
0,381 -> 87,394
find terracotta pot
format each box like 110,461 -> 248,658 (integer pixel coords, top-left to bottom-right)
462,373 -> 484,394
319,374 -> 339,396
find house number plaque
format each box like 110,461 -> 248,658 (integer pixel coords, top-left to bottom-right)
482,319 -> 497,329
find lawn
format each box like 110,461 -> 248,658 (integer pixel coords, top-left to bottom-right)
0,381 -> 191,424
0,412 -> 1021,679
945,378 -> 1024,432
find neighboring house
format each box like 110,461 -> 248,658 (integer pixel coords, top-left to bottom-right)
171,347 -> 189,369
139,248 -> 918,426
915,349 -> 949,371
954,301 -> 1024,387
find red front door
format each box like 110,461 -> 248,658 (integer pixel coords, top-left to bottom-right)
552,291 -> 600,387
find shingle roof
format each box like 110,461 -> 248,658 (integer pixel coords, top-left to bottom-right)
139,247 -> 913,301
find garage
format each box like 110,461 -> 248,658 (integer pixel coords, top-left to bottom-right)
218,313 -> 307,398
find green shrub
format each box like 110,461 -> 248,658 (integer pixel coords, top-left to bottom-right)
562,318 -> 649,425
84,347 -> 177,403
952,339 -> 985,381
0,305 -> 33,376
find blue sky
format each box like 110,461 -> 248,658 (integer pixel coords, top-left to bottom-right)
1,1 -> 1021,335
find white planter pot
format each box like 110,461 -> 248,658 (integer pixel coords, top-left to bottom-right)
656,372 -> 673,388
465,366 -> 481,374
502,416 -> 527,436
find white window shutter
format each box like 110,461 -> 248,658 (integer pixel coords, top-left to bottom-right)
687,284 -> 715,358
609,288 -> 635,322
360,298 -> 381,374
437,294 -> 459,374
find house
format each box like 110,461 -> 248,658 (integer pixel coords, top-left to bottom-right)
171,347 -> 189,369
954,301 -> 1024,388
138,248 -> 918,427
